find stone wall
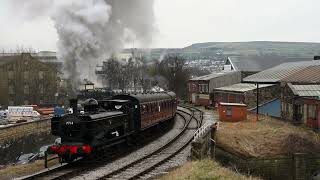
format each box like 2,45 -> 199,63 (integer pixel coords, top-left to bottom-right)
190,124 -> 217,160
216,145 -> 320,180
245,84 -> 280,109
0,118 -> 51,144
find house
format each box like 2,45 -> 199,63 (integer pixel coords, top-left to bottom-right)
281,84 -> 320,128
0,53 -> 58,107
188,71 -> 242,106
212,83 -> 278,108
243,60 -> 320,127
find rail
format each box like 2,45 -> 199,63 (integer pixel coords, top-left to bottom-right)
20,106 -> 203,180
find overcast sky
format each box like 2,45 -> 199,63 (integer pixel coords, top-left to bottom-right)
1,0 -> 320,51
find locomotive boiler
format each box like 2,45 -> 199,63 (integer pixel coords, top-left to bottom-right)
47,92 -> 177,163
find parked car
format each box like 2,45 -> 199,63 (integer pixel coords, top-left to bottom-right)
15,153 -> 39,165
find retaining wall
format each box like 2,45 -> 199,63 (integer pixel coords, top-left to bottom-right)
216,145 -> 320,180
190,124 -> 217,160
0,118 -> 51,144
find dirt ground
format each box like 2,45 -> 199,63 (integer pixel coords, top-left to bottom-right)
0,158 -> 59,179
216,113 -> 320,158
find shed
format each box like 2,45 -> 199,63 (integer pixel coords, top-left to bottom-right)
218,102 -> 247,122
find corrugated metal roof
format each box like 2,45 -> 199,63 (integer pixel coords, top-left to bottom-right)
290,84 -> 320,97
243,60 -> 320,83
190,71 -> 239,81
282,65 -> 320,83
228,56 -> 312,72
214,83 -> 275,92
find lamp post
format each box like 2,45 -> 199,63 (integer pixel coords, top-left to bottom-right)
168,61 -> 177,92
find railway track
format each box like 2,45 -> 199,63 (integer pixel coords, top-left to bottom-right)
19,105 -> 203,180
96,106 -> 203,180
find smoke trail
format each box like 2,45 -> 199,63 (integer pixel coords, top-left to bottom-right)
8,0 -> 156,90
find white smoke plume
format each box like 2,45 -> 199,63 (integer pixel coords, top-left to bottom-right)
8,0 -> 156,91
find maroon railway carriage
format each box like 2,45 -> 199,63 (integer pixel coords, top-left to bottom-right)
112,91 -> 177,130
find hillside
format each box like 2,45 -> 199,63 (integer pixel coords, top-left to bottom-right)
123,41 -> 320,60
184,41 -> 320,57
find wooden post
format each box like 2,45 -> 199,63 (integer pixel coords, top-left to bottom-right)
44,151 -> 48,168
210,125 -> 217,159
293,153 -> 307,180
256,83 -> 259,121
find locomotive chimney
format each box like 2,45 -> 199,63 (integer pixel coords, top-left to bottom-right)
69,99 -> 78,114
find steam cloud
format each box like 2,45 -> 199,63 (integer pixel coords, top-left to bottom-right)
9,0 -> 155,90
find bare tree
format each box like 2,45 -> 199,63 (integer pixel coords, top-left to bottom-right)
158,54 -> 190,99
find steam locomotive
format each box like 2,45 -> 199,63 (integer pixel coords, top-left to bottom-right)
47,92 -> 177,162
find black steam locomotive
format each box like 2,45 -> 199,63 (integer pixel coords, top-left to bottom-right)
47,92 -> 177,162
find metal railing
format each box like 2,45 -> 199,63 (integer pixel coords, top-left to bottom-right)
193,121 -> 217,142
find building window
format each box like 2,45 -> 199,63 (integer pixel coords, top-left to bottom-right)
8,85 -> 14,95
40,99 -> 44,105
199,84 -> 208,93
308,104 -> 317,120
7,64 -> 14,71
9,100 -> 14,106
8,71 -> 14,80
226,107 -> 232,116
39,84 -> 44,94
24,84 -> 29,94
24,100 -> 29,105
24,71 -> 29,80
39,71 -> 44,80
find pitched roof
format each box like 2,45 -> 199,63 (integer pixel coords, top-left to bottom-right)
214,83 -> 275,93
190,71 -> 239,81
289,83 -> 320,98
227,56 -> 312,72
281,65 -> 320,83
243,60 -> 320,83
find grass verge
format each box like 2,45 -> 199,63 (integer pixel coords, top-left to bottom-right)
217,114 -> 320,157
158,160 -> 260,180
0,158 -> 59,179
